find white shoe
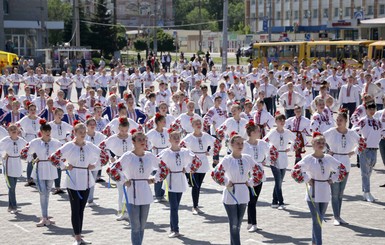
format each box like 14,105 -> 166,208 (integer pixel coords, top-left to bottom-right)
368,193 -> 376,202
86,202 -> 99,207
154,198 -> 161,203
116,213 -> 129,221
333,219 -> 340,226
363,192 -> 369,201
271,204 -> 279,208
72,240 -> 81,245
278,205 -> 286,210
365,192 -> 374,202
248,225 -> 259,232
247,224 -> 252,230
168,232 -> 181,238
80,238 -> 92,244
10,209 -> 18,214
192,208 -> 199,215
338,217 -> 349,225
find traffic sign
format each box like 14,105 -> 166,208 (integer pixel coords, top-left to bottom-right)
305,33 -> 311,41
263,20 -> 268,32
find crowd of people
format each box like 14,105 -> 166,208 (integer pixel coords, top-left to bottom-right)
0,55 -> 384,245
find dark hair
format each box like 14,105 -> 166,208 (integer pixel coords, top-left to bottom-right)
246,123 -> 260,137
40,119 -> 51,132
148,92 -> 156,99
119,117 -> 129,127
275,114 -> 286,121
337,108 -> 348,121
132,131 -> 146,142
154,113 -> 165,124
365,102 -> 376,110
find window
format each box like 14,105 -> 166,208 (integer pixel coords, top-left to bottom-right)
323,8 -> 328,18
313,9 -> 318,18
3,0 -> 9,14
258,0 -> 263,4
380,5 -> 385,15
286,10 -> 290,20
345,7 -> 351,17
276,11 -> 281,20
368,6 -> 374,15
334,7 -> 339,17
294,10 -> 299,19
304,10 -> 309,18
276,0 -> 280,3
251,0 -> 256,4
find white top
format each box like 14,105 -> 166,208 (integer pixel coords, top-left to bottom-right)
253,109 -> 275,131
324,128 -> 360,172
17,116 -> 41,142
279,91 -> 305,110
296,154 -> 342,203
198,95 -> 214,115
158,148 -> 195,193
146,128 -> 170,155
203,106 -> 227,135
219,117 -> 249,139
285,116 -> 311,146
374,109 -> 385,129
85,132 -> 106,171
175,113 -> 204,134
52,141 -> 100,190
310,110 -> 335,133
263,129 -> 296,169
104,134 -> 133,159
104,117 -> 138,136
181,132 -> 215,173
351,104 -> 366,126
119,152 -> 162,205
72,74 -> 85,88
337,84 -> 360,106
49,121 -> 73,143
352,116 -> 385,148
23,138 -> 62,180
0,126 -> 8,140
326,75 -> 343,90
219,154 -> 255,205
243,140 -> 270,166
0,137 -> 28,177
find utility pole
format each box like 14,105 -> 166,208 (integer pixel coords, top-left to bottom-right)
198,0 -> 202,52
153,0 -> 158,56
268,0 -> 272,42
73,0 -> 80,46
221,0 -> 228,72
0,0 -> 5,51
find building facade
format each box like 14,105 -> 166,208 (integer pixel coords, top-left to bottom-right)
2,0 -> 63,57
245,0 -> 384,40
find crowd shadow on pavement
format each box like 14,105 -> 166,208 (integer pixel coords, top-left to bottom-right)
256,230 -> 312,244
144,221 -> 169,233
43,226 -> 93,236
176,235 -> 219,245
10,212 -> 38,222
341,223 -> 385,238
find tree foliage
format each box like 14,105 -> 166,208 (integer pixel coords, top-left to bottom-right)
134,30 -> 176,52
63,2 -> 92,47
48,0 -> 72,45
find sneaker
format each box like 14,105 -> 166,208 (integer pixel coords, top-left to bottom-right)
192,208 -> 199,215
154,198 -> 162,203
36,218 -> 48,227
24,181 -> 35,187
116,213 -> 129,221
7,207 -> 12,212
86,202 -> 99,207
247,224 -> 252,230
333,219 -> 340,226
194,207 -> 204,214
73,240 -> 82,245
10,209 -> 18,214
338,218 -> 348,225
271,204 -> 279,208
96,178 -> 105,183
363,192 -> 369,201
368,193 -> 376,202
248,225 -> 259,232
53,189 -> 65,195
80,238 -> 92,244
278,205 -> 286,210
168,232 -> 181,238
364,192 -> 374,202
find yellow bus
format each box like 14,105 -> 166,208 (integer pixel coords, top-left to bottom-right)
0,51 -> 18,73
368,41 -> 385,60
252,42 -> 307,67
306,40 -> 373,67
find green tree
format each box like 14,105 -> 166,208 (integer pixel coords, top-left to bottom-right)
134,38 -> 148,51
148,30 -> 175,52
48,0 -> 72,45
63,2 -> 92,47
89,0 -> 117,57
228,1 -> 245,32
185,7 -> 217,31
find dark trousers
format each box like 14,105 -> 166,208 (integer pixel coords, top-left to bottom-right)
154,181 -> 165,199
272,96 -> 277,115
342,103 -> 356,128
285,109 -> 295,119
26,161 -> 33,180
376,104 -> 384,111
263,97 -> 273,115
379,139 -> 385,167
119,86 -> 126,99
224,203 -> 247,245
62,89 -> 68,100
271,166 -> 286,205
247,183 -> 263,225
305,109 -> 312,119
68,188 -> 90,235
76,88 -> 82,99
250,83 -> 255,101
169,192 -> 183,233
48,88 -> 53,97
101,87 -> 107,97
54,168 -> 62,188
210,85 -> 217,95
188,173 -> 205,208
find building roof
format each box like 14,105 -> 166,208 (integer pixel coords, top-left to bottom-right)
360,17 -> 385,26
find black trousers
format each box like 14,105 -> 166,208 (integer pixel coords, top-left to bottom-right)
247,183 -> 263,225
263,97 -> 273,115
342,103 -> 356,128
68,188 -> 90,235
186,173 -> 205,208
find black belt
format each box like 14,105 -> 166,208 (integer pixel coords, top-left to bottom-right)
366,148 -> 378,150
71,166 -> 90,189
232,182 -> 246,194
169,171 -> 184,190
7,156 -> 20,158
333,153 -> 350,155
193,151 -> 207,154
278,150 -> 286,152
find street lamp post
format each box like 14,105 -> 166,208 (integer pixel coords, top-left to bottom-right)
222,0 -> 228,72
153,0 -> 158,56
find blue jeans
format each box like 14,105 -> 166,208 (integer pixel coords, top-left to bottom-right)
134,87 -> 141,104
37,179 -> 54,218
169,192 -> 183,232
8,177 -> 18,209
13,85 -> 19,95
119,86 -> 127,98
330,89 -> 338,99
88,171 -> 98,203
3,85 -> 9,96
331,173 -> 349,219
54,168 -> 62,188
128,204 -> 150,245
76,87 -> 83,100
307,201 -> 328,245
224,204 -> 247,245
360,149 -> 377,192
154,181 -> 164,199
270,166 -> 286,205
379,139 -> 385,167
27,161 -> 33,180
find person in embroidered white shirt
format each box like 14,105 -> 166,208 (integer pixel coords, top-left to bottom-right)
49,122 -> 101,245
155,81 -> 171,108
189,80 -> 203,115
95,69 -> 109,97
292,132 -> 347,245
140,66 -> 155,90
324,110 -> 361,225
352,102 -> 385,202
21,120 -> 62,227
253,99 -> 275,138
326,68 -> 343,99
243,122 -> 268,232
350,94 -> 374,127
212,82 -> 228,111
73,69 -> 85,100
279,82 -> 305,118
198,85 -> 214,117
338,75 -> 361,127
144,92 -> 156,119
206,67 -> 221,95
56,72 -> 71,100
260,75 -> 277,115
374,97 -> 385,180
264,114 -> 296,209
217,103 -> 249,143
158,128 -> 201,238
174,101 -> 204,135
245,68 -> 260,101
310,97 -> 335,133
362,73 -> 383,100
43,69 -> 55,96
